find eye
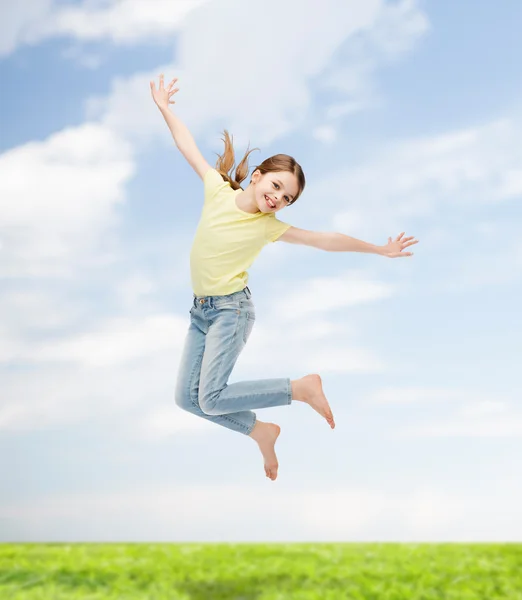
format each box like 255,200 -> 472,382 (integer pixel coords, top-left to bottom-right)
273,182 -> 290,203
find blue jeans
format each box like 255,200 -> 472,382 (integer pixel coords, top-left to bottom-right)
175,286 -> 293,435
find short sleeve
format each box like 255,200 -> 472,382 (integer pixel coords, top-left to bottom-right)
203,168 -> 230,203
265,216 -> 292,243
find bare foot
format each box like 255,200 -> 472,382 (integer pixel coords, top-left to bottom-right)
248,420 -> 281,481
291,374 -> 335,429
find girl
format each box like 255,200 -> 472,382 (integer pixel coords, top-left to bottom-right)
150,74 -> 418,481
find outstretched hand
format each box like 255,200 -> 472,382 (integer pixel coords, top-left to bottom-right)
382,232 -> 418,257
150,74 -> 179,111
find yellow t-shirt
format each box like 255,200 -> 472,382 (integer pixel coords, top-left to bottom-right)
189,168 -> 292,296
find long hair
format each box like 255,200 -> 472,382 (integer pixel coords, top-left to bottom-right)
214,130 -> 305,204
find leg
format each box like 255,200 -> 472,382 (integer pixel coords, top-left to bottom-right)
175,302 -> 281,480
198,301 -> 292,416
175,311 -> 257,436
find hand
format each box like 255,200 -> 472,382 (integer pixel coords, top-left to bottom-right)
150,74 -> 179,110
382,232 -> 418,258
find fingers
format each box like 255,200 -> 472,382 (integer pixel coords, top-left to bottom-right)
398,234 -> 419,244
150,76 -> 179,104
390,233 -> 419,251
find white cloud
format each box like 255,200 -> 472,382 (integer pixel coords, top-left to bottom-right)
3,482 -> 520,542
366,387 -> 522,438
61,45 -> 104,70
291,117 -> 522,293
443,239 -> 522,289
316,119 -> 522,241
0,123 -> 134,278
0,286 -> 90,365
87,0 -> 428,147
400,487 -> 466,535
1,0 -> 428,81
0,0 -> 52,57
325,100 -> 369,119
318,0 -> 428,104
0,350 -> 183,431
115,272 -> 158,312
312,125 -> 337,144
86,64 -> 176,143
366,0 -> 429,57
401,416 -> 522,438
0,0 -> 209,56
457,400 -> 507,418
137,404 -> 214,439
31,314 -> 183,367
368,386 -> 477,404
276,270 -> 394,320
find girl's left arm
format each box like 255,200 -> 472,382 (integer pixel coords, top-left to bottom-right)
277,227 -> 418,258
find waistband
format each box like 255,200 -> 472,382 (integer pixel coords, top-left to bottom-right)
192,286 -> 252,307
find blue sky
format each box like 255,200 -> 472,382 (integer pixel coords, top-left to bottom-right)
1,0 -> 521,542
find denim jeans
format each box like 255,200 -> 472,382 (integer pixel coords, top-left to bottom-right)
175,286 -> 293,435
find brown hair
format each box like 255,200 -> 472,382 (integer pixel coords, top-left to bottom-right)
214,129 -> 305,205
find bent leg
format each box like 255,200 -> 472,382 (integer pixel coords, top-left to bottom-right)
199,305 -> 292,416
175,313 -> 257,436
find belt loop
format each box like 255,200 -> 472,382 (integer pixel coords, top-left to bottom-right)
245,286 -> 251,299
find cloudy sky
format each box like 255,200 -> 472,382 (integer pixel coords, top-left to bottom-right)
1,0 -> 521,543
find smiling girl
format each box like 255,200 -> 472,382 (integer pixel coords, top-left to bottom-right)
150,74 -> 418,481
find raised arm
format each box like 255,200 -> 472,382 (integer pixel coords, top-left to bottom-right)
150,74 -> 211,180
278,227 -> 418,257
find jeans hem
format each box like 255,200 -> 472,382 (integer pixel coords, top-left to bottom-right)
245,413 -> 257,436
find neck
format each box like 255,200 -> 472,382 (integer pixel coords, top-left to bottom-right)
235,185 -> 261,214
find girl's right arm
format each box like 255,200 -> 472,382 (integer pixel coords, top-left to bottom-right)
150,74 -> 211,181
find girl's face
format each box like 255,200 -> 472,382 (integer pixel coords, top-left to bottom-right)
253,170 -> 299,213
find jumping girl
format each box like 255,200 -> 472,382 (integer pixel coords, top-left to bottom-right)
150,74 -> 418,481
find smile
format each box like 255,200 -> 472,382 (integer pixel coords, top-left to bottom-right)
264,195 -> 276,209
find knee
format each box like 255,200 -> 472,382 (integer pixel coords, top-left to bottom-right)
199,401 -> 216,416
175,384 -> 195,412
199,392 -> 218,416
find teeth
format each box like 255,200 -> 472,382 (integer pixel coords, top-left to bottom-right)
265,195 -> 275,208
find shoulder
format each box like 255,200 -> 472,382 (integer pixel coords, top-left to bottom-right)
203,168 -> 232,200
264,215 -> 292,243
203,167 -> 226,186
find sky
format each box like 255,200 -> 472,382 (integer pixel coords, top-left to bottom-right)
1,0 -> 521,543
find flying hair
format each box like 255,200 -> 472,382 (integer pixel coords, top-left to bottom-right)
214,130 -> 305,204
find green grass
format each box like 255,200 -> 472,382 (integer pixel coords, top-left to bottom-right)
0,543 -> 521,599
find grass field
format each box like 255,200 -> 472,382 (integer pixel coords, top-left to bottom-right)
1,543 -> 521,599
